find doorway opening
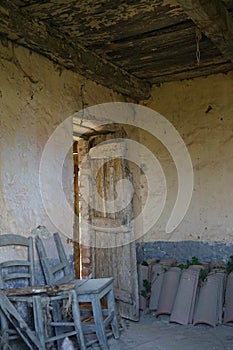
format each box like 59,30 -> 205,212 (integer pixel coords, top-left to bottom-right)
73,137 -> 94,280
73,140 -> 81,279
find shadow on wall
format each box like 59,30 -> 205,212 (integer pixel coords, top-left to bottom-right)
137,240 -> 233,264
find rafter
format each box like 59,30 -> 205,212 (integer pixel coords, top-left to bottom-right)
0,0 -> 151,100
176,0 -> 233,63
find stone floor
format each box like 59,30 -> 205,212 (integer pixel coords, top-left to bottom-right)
91,313 -> 233,350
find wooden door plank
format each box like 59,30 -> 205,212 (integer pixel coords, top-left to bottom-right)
86,134 -> 139,321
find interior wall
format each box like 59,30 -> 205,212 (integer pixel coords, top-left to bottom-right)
0,39 -> 126,242
136,72 -> 233,262
2,38 -> 233,265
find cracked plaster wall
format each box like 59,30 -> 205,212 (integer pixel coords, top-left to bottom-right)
137,72 -> 233,252
2,39 -> 233,264
0,40 -> 126,246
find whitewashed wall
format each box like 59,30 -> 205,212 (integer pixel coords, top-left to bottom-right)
138,72 -> 233,246
0,40 -> 125,240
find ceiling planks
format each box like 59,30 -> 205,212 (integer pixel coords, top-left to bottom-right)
176,0 -> 233,63
0,0 -> 151,100
89,21 -> 196,57
1,0 -> 233,96
89,17 -> 233,83
149,61 -> 233,83
127,36 -> 228,73
18,0 -> 188,45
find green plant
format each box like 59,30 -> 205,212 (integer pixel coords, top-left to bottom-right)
177,263 -> 185,270
178,257 -> 207,281
140,279 -> 151,299
141,261 -> 149,266
186,256 -> 202,267
199,268 -> 207,282
227,255 -> 233,273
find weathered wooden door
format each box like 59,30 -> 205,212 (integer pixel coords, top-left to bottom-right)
80,130 -> 139,321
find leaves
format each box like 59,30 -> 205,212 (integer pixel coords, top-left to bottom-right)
227,255 -> 233,273
140,279 -> 151,298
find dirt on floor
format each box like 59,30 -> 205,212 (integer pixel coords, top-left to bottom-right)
91,313 -> 233,350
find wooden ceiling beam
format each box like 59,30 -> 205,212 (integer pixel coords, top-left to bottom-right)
0,0 -> 151,100
175,0 -> 233,63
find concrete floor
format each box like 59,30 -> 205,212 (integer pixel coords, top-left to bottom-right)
92,313 -> 233,350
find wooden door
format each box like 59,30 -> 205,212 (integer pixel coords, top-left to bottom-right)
81,130 -> 139,321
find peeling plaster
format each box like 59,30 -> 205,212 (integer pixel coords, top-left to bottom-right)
142,72 -> 233,243
0,40 -> 126,237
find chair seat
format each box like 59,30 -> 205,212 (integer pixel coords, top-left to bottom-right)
75,278 -> 113,295
75,278 -> 119,350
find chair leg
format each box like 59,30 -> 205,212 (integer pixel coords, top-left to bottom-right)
50,299 -> 64,350
107,289 -> 120,339
1,313 -> 9,350
0,290 -> 42,350
33,296 -> 46,350
71,291 -> 87,350
92,296 -> 109,350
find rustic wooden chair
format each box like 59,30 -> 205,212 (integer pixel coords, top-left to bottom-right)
0,284 -> 86,350
0,288 -> 42,349
32,284 -> 86,350
35,233 -> 120,350
0,234 -> 86,350
0,234 -> 36,349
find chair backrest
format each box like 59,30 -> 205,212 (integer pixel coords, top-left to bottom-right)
0,234 -> 35,289
35,233 -> 74,285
